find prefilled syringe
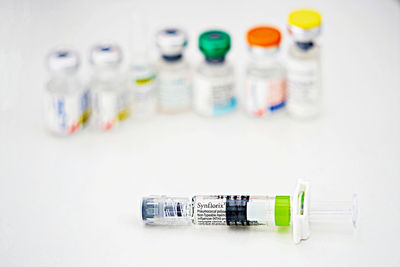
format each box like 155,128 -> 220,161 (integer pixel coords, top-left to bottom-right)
141,180 -> 357,243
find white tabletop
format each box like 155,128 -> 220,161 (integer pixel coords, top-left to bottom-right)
1,0 -> 399,266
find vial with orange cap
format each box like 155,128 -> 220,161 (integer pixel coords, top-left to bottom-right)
245,26 -> 286,117
286,9 -> 322,118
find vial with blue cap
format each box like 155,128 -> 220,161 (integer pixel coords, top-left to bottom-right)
193,30 -> 236,116
156,28 -> 191,113
286,9 -> 322,118
141,180 -> 358,244
89,43 -> 130,131
44,48 -> 90,135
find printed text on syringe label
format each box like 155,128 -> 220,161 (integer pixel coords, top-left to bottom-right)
193,198 -> 227,225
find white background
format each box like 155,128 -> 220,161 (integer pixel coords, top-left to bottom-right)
1,0 -> 400,266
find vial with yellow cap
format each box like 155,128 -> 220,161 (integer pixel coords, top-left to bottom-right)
245,26 -> 286,117
287,9 -> 322,118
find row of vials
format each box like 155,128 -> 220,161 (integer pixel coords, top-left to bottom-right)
44,9 -> 322,135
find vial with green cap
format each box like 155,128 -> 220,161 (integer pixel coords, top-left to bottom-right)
141,180 -> 358,244
193,30 -> 236,116
286,9 -> 322,118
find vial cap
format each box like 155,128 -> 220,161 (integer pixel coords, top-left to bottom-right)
288,9 -> 321,30
156,28 -> 188,57
287,9 -> 322,42
90,43 -> 123,66
247,26 -> 281,48
47,48 -> 80,73
199,30 -> 230,60
275,195 -> 291,226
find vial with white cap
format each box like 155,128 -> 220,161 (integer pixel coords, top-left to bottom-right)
245,26 -> 286,117
193,30 -> 236,116
89,43 -> 130,131
286,9 -> 322,118
44,48 -> 90,135
142,180 -> 358,244
156,28 -> 191,113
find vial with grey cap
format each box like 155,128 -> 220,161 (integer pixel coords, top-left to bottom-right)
142,180 -> 358,244
44,48 -> 90,135
89,43 -> 131,131
156,28 -> 191,113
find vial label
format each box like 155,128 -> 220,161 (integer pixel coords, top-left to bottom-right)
286,58 -> 320,117
158,71 -> 191,111
245,77 -> 286,117
44,90 -> 90,135
193,75 -> 236,116
92,90 -> 130,131
132,74 -> 156,117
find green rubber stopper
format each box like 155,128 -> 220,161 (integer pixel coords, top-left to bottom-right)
275,196 -> 291,226
199,30 -> 231,60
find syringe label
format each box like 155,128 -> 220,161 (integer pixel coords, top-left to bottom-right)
226,195 -> 250,225
193,195 -> 252,225
193,196 -> 227,225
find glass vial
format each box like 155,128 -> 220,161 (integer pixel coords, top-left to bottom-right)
286,9 -> 322,119
44,49 -> 90,136
156,28 -> 191,113
193,30 -> 236,116
129,12 -> 157,119
89,43 -> 130,131
245,26 -> 286,117
129,63 -> 157,119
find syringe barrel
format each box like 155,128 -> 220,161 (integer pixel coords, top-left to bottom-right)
309,194 -> 358,227
192,195 -> 280,226
142,195 -> 292,226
